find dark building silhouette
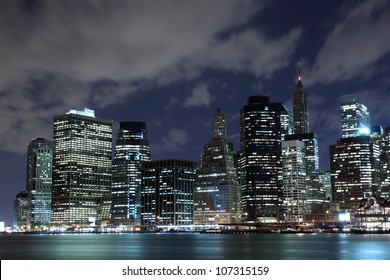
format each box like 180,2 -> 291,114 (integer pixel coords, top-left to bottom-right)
141,159 -> 196,226
293,76 -> 309,134
239,96 -> 292,222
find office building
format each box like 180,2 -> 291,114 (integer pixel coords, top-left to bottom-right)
330,136 -> 379,212
26,138 -> 53,228
380,127 -> 390,199
282,140 -> 306,223
51,108 -> 112,226
111,122 -> 150,225
239,96 -> 292,222
141,159 -> 196,226
331,95 -> 382,215
194,108 -> 240,224
293,76 -> 309,134
13,191 -> 28,229
340,95 -> 370,138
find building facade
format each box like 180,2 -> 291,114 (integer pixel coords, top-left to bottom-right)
330,136 -> 379,212
380,127 -> 390,199
13,191 -> 28,229
26,138 -> 53,228
239,96 -> 292,222
340,94 -> 370,138
282,140 -> 306,223
141,159 -> 196,226
111,122 -> 150,225
194,109 -> 240,224
330,95 -> 382,217
293,76 -> 309,134
51,108 -> 112,226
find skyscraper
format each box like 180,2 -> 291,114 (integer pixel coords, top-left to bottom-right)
141,159 -> 196,226
239,96 -> 292,222
290,76 -> 324,215
282,140 -> 306,223
380,127 -> 390,199
111,122 -> 150,225
340,94 -> 370,138
51,108 -> 112,226
331,95 -> 379,213
26,138 -> 53,228
285,133 -> 322,211
194,108 -> 240,224
293,76 -> 309,134
13,191 -> 28,230
330,136 -> 378,212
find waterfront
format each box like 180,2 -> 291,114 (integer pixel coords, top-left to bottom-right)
1,233 -> 390,260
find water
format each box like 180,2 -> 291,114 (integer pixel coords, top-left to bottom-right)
1,233 -> 390,260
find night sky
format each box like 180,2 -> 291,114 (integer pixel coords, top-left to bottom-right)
1,0 -> 390,225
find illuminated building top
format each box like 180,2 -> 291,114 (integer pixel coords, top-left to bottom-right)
67,108 -> 95,118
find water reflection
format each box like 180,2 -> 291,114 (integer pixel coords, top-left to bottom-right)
1,233 -> 389,260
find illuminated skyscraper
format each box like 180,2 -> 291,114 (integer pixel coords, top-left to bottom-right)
293,76 -> 309,134
330,136 -> 378,212
141,159 -> 196,226
13,191 -> 28,229
289,77 -> 324,215
285,133 -> 323,212
380,127 -> 390,199
239,96 -> 292,222
282,140 -> 306,223
194,108 -> 240,224
111,122 -> 150,225
26,138 -> 52,228
341,94 -> 370,138
51,108 -> 112,226
331,95 -> 380,213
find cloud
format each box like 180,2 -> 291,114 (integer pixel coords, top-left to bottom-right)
200,28 -> 302,77
0,0 -> 265,87
184,83 -> 213,107
306,0 -> 390,85
0,0 -> 303,154
151,128 -> 189,154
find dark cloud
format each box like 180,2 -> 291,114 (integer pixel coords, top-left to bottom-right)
0,0 -> 303,154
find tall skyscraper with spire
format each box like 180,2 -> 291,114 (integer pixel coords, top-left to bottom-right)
194,108 -> 240,224
287,76 -> 323,216
51,108 -> 112,226
293,76 -> 309,134
240,96 -> 292,222
111,122 -> 150,225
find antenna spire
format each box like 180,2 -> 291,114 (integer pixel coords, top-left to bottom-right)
297,61 -> 303,82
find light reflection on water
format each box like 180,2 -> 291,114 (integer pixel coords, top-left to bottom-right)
0,233 -> 389,260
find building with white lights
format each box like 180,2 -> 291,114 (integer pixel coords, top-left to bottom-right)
331,96 -> 381,215
51,108 -> 112,226
111,122 -> 150,225
26,138 -> 53,228
282,140 -> 306,223
340,94 -> 370,138
239,96 -> 292,222
141,159 -> 196,226
194,108 -> 240,224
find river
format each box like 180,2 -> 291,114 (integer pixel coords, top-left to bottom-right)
1,232 -> 389,260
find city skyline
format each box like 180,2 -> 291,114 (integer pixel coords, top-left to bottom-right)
1,0 -> 390,225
